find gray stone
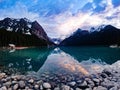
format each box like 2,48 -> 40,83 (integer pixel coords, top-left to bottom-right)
85,88 -> 92,90
79,81 -> 88,88
0,73 -> 6,79
46,89 -> 51,90
101,81 -> 114,88
80,81 -> 87,86
43,82 -> 51,89
87,80 -> 95,88
101,73 -> 108,78
40,85 -> 43,90
76,88 -> 82,90
0,86 -> 7,90
6,77 -> 11,81
62,85 -> 70,90
12,81 -> 17,84
25,86 -> 30,90
1,79 -> 7,82
8,88 -> 12,90
15,75 -> 21,80
68,81 -> 76,86
93,78 -> 100,83
109,86 -> 118,90
93,86 -> 107,90
13,84 -> 19,90
54,87 -> 60,90
19,81 -> 25,88
70,88 -> 74,90
28,79 -> 34,84
37,80 -> 43,85
4,81 -> 11,88
21,75 -> 26,80
77,80 -> 83,84
11,76 -> 17,79
34,84 -> 39,89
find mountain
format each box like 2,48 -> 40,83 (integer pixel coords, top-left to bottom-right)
0,17 -> 54,46
60,25 -> 120,46
51,38 -> 62,44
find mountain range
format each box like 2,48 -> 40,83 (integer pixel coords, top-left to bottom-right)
0,17 -> 120,47
60,25 -> 120,46
0,18 -> 54,47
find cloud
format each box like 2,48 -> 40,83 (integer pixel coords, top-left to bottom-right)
0,2 -> 39,20
46,0 -> 120,39
0,0 -> 91,38
0,0 -> 119,39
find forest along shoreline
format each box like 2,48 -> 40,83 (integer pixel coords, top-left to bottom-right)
0,61 -> 120,90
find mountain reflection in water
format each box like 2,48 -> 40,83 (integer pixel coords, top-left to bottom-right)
38,47 -> 120,75
38,48 -> 89,75
0,47 -> 120,75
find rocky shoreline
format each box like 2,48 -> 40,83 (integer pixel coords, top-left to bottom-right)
0,68 -> 120,90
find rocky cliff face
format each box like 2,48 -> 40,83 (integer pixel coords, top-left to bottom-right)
0,18 -> 54,46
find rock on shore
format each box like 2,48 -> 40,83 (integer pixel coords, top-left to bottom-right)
0,67 -> 120,90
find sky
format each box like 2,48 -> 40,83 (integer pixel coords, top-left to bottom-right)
0,0 -> 120,39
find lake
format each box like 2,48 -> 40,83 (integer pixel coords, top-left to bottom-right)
0,46 -> 120,75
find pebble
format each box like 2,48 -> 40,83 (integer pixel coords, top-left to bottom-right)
40,85 -> 43,90
54,87 -> 60,90
100,73 -> 108,78
1,79 -> 7,82
34,84 -> 39,89
80,81 -> 87,86
43,82 -> 51,89
85,88 -> 92,90
1,68 -> 120,90
93,86 -> 107,90
62,85 -> 70,90
68,81 -> 76,86
15,75 -> 21,80
109,86 -> 118,90
78,81 -> 88,88
87,80 -> 95,88
8,88 -> 12,90
25,86 -> 30,90
37,80 -> 43,85
76,88 -> 82,90
0,73 -> 6,78
3,81 -> 11,88
28,79 -> 34,84
12,81 -> 17,84
19,81 -> 25,89
13,84 -> 19,90
0,86 -> 7,90
93,78 -> 100,83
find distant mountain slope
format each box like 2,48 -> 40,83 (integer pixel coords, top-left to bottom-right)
0,18 -> 54,46
60,25 -> 120,46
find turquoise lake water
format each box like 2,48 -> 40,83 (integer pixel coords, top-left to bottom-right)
0,47 -> 120,75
